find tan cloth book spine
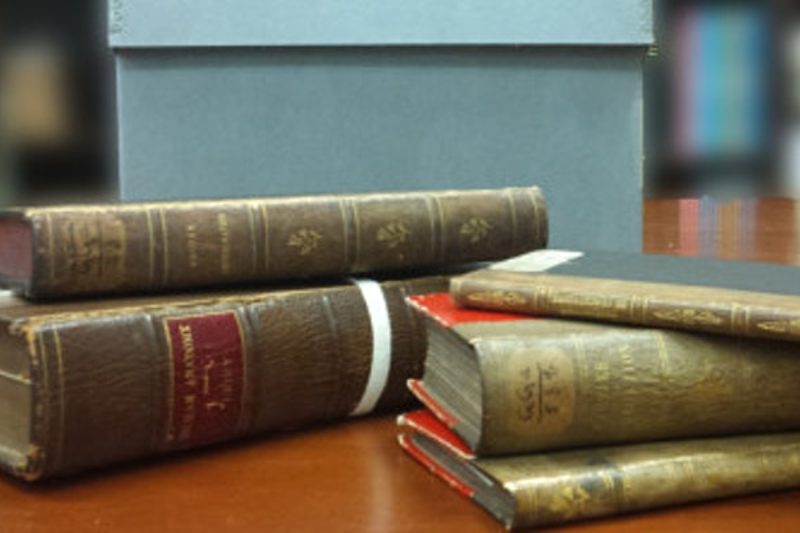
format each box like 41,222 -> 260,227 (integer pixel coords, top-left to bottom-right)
0,276 -> 444,481
451,249 -> 800,343
399,410 -> 800,530
410,293 -> 800,456
0,187 -> 546,298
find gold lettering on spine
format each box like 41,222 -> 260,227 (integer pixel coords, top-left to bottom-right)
177,323 -> 197,441
158,209 -> 170,286
185,224 -> 199,269
145,209 -> 156,288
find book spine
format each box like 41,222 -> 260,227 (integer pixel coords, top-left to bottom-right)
14,277 -> 440,480
23,188 -> 546,297
451,273 -> 800,343
474,325 -> 800,455
486,433 -> 800,529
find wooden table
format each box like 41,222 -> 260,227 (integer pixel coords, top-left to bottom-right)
2,198 -> 800,532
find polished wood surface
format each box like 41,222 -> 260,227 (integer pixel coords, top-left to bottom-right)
2,198 -> 800,532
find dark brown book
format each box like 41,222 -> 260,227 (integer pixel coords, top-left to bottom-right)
0,187 -> 547,298
0,275 -> 446,481
409,293 -> 800,456
398,410 -> 800,530
451,249 -> 800,343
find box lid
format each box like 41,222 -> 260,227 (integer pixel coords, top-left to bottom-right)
109,0 -> 653,48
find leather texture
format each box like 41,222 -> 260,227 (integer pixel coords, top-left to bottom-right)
11,187 -> 546,298
0,276 -> 445,480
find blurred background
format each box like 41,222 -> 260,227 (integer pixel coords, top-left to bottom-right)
1,0 -> 800,250
0,0 -> 112,204
648,0 -> 799,198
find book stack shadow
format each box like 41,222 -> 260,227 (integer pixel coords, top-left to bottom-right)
398,252 -> 800,529
0,187 -> 547,481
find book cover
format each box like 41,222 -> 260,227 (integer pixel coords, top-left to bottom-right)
398,409 -> 800,530
0,275 -> 445,481
409,292 -> 800,455
451,249 -> 800,342
0,187 -> 547,298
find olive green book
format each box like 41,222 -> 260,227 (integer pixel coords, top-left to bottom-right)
408,293 -> 800,456
398,409 -> 800,530
450,249 -> 800,343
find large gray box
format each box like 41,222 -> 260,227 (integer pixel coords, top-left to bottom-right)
111,0 -> 653,251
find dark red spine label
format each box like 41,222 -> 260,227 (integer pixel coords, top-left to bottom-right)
164,311 -> 245,447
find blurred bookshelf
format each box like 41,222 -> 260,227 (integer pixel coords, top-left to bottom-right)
2,1 -> 800,209
0,0 -> 114,205
647,0 -> 800,198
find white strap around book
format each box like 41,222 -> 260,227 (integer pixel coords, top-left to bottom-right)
350,279 -> 392,416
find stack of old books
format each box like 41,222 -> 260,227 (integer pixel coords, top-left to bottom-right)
0,187 -> 548,481
398,249 -> 800,529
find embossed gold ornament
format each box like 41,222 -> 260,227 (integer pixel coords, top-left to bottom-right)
376,222 -> 410,249
467,290 -> 527,307
549,484 -> 592,519
287,229 -> 322,255
460,217 -> 492,244
756,319 -> 800,335
652,309 -> 724,327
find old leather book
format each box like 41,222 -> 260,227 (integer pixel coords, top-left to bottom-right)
0,187 -> 546,298
451,249 -> 800,343
0,275 -> 445,481
409,293 -> 800,456
398,409 -> 800,530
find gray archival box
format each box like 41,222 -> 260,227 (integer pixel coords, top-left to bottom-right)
110,0 -> 653,251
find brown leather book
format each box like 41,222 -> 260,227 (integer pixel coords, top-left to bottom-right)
398,410 -> 800,530
451,249 -> 800,343
0,275 -> 445,481
0,187 -> 547,298
409,293 -> 800,456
